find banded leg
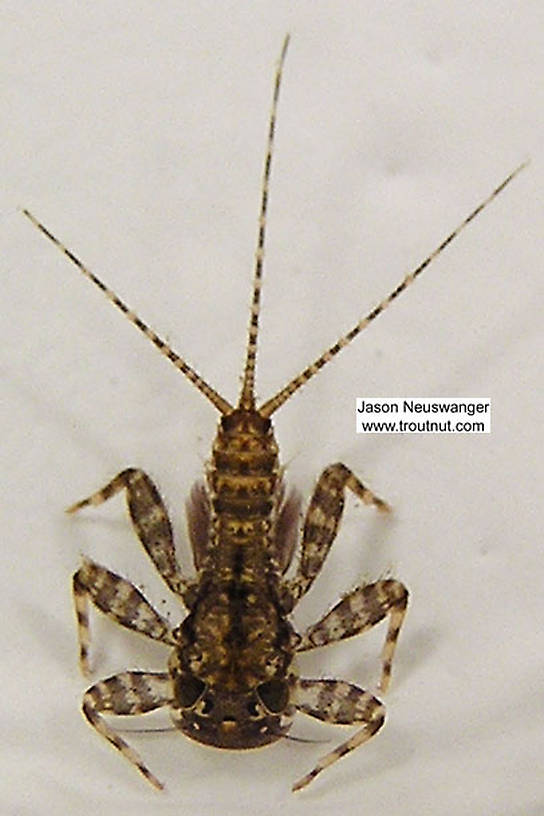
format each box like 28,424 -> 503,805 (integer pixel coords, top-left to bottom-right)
297,579 -> 408,692
68,468 -> 189,598
83,671 -> 172,790
73,557 -> 176,675
292,678 -> 385,791
284,463 -> 390,608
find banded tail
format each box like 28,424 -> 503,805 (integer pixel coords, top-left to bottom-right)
23,37 -> 527,419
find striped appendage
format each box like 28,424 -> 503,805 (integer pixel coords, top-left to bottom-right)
284,463 -> 390,609
24,32 -> 525,426
259,160 -> 528,417
22,36 -> 527,794
238,34 -> 290,410
82,671 -> 172,790
22,208 -> 232,415
68,468 -> 189,598
298,578 -> 409,692
292,679 -> 385,791
73,557 -> 175,675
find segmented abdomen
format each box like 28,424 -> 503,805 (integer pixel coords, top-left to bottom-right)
207,408 -> 281,577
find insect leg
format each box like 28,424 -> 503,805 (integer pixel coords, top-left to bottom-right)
283,463 -> 389,608
68,468 -> 189,597
82,671 -> 172,790
292,678 -> 385,791
73,557 -> 175,675
297,579 -> 408,692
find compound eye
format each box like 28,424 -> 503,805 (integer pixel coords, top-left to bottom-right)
256,678 -> 289,714
175,673 -> 206,708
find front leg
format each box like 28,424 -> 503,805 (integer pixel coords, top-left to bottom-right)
284,463 -> 389,609
68,468 -> 189,598
82,671 -> 172,790
292,678 -> 385,791
73,558 -> 176,675
297,579 -> 408,692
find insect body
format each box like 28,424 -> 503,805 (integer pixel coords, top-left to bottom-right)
24,36 -> 525,792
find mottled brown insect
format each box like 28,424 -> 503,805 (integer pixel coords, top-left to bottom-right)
24,36 -> 525,792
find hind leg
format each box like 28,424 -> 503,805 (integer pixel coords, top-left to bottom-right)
282,463 -> 389,609
68,468 -> 190,598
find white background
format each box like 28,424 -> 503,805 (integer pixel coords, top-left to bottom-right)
2,2 -> 542,815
